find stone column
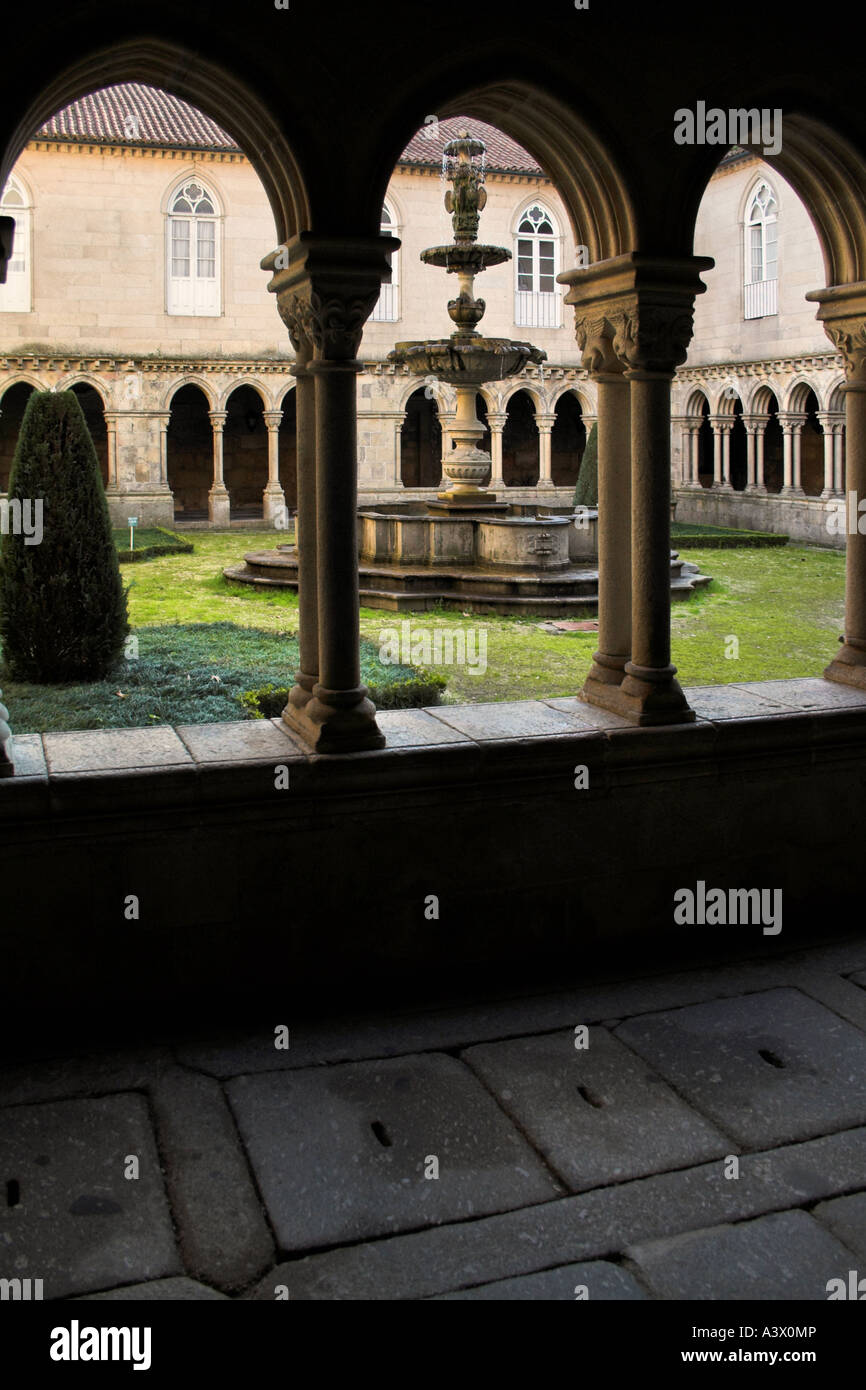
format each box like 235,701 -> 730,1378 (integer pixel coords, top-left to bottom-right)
562,251 -> 713,725
155,412 -> 171,489
816,411 -> 835,496
834,419 -> 846,493
755,421 -> 767,491
584,362 -> 632,698
806,284 -> 866,689
487,412 -> 506,488
708,416 -> 732,489
265,232 -> 398,752
778,412 -> 805,495
743,416 -> 758,490
672,416 -> 690,486
536,412 -> 556,491
104,413 -> 119,491
208,410 -> 230,525
262,409 -> 286,525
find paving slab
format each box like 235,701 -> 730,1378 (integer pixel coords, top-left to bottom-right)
0,1048 -> 173,1107
243,1127 -> 866,1300
374,709 -> 473,747
463,1027 -> 730,1191
734,677 -> 866,710
175,719 -> 305,763
149,1066 -> 274,1290
850,970 -> 866,991
42,726 -> 193,774
615,988 -> 866,1147
685,685 -> 792,721
627,1210 -> 854,1300
424,700 -> 593,741
0,1095 -> 180,1299
812,1192 -> 866,1263
226,1053 -> 560,1252
434,1259 -> 648,1300
78,1277 -> 228,1300
4,733 -> 46,778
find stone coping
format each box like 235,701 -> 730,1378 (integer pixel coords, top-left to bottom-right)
2,677 -> 866,821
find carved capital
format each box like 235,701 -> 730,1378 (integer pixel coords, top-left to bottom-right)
264,233 -> 400,363
613,303 -> 697,374
805,283 -> 866,383
572,313 -> 627,376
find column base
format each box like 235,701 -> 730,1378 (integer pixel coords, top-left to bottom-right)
779,485 -> 803,498
283,686 -> 386,753
712,481 -> 734,493
824,642 -> 866,691
208,486 -> 231,526
263,483 -> 287,525
581,662 -> 695,725
744,484 -> 768,495
537,479 -> 556,492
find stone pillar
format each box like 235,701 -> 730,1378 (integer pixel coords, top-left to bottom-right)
584,363 -> 632,698
487,412 -> 506,489
817,411 -> 835,496
265,232 -> 398,752
208,410 -> 230,525
104,413 -> 119,491
536,412 -> 556,491
561,251 -> 712,725
778,412 -> 805,495
755,421 -> 767,491
688,421 -> 702,486
155,412 -> 171,489
743,416 -> 759,490
834,420 -> 846,493
806,284 -> 866,689
262,409 -> 286,525
708,416 -> 732,489
672,416 -> 691,486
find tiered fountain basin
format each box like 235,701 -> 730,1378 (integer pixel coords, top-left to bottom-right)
224,503 -> 712,617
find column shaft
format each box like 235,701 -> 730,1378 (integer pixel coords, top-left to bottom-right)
285,364 -> 319,718
581,372 -> 631,699
826,382 -> 866,687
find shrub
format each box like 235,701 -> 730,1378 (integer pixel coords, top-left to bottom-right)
573,421 -> 598,507
239,670 -> 448,719
114,527 -> 195,563
0,390 -> 129,681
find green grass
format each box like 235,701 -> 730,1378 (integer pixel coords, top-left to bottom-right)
1,621 -> 437,733
0,529 -> 847,728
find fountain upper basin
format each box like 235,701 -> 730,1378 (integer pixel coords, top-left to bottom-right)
389,336 -> 546,386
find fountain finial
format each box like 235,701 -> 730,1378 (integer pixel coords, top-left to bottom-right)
443,130 -> 487,243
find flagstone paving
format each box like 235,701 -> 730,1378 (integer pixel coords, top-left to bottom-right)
2,935 -> 866,1300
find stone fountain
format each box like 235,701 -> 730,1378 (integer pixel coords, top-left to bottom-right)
226,131 -> 710,614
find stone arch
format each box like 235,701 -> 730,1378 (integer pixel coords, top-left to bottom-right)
549,384 -> 594,416
551,390 -> 586,489
165,376 -> 217,412
784,377 -> 821,412
400,386 -> 442,489
0,379 -> 38,491
223,383 -> 268,518
686,388 -> 710,417
217,379 -> 269,411
712,384 -> 743,416
501,379 -> 544,414
749,383 -> 780,415
827,381 -> 846,414
166,382 -> 213,519
1,39 -> 311,245
67,380 -> 108,485
375,81 -> 637,260
277,384 -> 296,510
502,388 -> 539,487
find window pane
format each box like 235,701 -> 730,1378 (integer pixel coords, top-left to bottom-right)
539,275 -> 555,293
197,221 -> 215,278
172,197 -> 192,213
518,219 -> 534,234
197,197 -> 215,215
750,225 -> 762,282
171,220 -> 190,277
537,219 -> 553,235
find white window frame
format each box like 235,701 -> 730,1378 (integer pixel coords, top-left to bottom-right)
744,179 -> 778,320
166,177 -> 222,317
0,176 -> 32,313
514,202 -> 560,328
370,202 -> 399,322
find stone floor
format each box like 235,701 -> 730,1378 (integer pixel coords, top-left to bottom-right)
3,932 -> 866,1300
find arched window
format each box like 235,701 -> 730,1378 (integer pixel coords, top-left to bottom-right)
744,180 -> 778,319
515,203 -> 559,328
0,177 -> 32,313
370,202 -> 399,322
166,178 -> 221,316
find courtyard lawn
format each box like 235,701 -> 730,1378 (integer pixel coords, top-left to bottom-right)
117,528 -> 845,704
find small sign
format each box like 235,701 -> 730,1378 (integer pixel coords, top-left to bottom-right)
128,517 -> 139,526
128,517 -> 138,553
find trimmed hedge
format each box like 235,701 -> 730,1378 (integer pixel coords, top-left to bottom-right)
239,671 -> 447,719
114,527 -> 194,563
0,390 -> 129,682
671,523 -> 788,549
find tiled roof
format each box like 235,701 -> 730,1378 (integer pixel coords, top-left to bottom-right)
398,118 -> 543,175
36,84 -> 240,150
36,86 -> 543,174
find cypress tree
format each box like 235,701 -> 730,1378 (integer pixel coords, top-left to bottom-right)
573,420 -> 598,508
0,390 -> 129,682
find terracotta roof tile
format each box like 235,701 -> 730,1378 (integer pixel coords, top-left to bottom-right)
36,83 -> 240,150
399,117 -> 543,175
